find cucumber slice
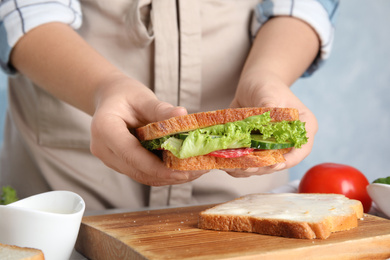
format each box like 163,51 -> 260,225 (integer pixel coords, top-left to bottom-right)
175,133 -> 189,140
250,135 -> 293,149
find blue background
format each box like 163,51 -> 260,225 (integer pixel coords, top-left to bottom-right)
289,0 -> 390,181
0,0 -> 389,183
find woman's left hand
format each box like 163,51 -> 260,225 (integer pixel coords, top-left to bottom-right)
226,72 -> 318,178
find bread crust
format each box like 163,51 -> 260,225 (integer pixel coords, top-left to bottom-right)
0,243 -> 44,260
136,107 -> 299,141
162,148 -> 291,170
198,194 -> 364,239
198,213 -> 360,239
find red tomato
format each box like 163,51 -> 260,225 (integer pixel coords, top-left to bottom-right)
298,163 -> 372,213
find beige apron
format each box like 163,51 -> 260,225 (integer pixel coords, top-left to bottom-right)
0,0 -> 288,211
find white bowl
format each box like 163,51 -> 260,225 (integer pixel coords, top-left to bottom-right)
0,190 -> 85,260
367,183 -> 390,218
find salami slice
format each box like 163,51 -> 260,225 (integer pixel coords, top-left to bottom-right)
208,148 -> 255,158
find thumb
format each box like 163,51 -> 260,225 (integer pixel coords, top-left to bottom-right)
231,96 -> 281,109
150,101 -> 188,122
254,93 -> 283,108
255,91 -> 283,108
259,101 -> 279,108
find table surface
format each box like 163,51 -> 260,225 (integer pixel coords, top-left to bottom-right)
71,206 -> 176,260
71,180 -> 389,260
72,202 -> 389,260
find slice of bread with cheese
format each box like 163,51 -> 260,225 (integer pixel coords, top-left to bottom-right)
0,243 -> 44,260
198,193 -> 364,239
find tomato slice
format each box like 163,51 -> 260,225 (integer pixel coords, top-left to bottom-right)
208,148 -> 255,158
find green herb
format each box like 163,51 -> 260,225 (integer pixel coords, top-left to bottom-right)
0,186 -> 19,205
373,176 -> 390,185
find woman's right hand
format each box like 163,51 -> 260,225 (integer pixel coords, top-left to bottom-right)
90,75 -> 208,186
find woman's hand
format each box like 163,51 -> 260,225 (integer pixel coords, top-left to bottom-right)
227,72 -> 318,177
90,75 -> 208,186
225,16 -> 320,178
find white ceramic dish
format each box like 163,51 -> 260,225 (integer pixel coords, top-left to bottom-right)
0,190 -> 85,260
367,183 -> 390,218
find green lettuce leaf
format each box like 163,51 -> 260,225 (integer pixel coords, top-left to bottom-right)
141,136 -> 169,150
162,127 -> 250,159
142,112 -> 308,159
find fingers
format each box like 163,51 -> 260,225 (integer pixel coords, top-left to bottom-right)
224,106 -> 317,177
92,78 -> 203,185
227,112 -> 316,177
91,112 -> 207,186
224,163 -> 287,178
283,107 -> 317,168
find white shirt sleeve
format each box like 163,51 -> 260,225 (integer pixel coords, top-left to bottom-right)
0,0 -> 82,74
251,0 -> 339,76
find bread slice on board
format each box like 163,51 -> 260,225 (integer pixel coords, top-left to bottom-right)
163,148 -> 291,170
198,193 -> 364,239
136,107 -> 299,141
0,243 -> 44,260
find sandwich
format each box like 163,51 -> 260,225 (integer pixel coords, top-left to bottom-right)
198,193 -> 364,239
135,107 -> 308,170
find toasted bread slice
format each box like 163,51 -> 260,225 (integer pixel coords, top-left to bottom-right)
136,107 -> 299,141
0,243 -> 44,260
198,193 -> 364,239
163,148 -> 291,170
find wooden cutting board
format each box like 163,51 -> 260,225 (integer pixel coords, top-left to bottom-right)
75,205 -> 390,260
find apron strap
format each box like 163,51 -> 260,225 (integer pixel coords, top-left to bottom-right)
177,0 -> 202,112
151,0 -> 179,105
149,0 -> 202,207
149,183 -> 193,207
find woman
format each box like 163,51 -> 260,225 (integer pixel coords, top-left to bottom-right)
0,0 -> 338,211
